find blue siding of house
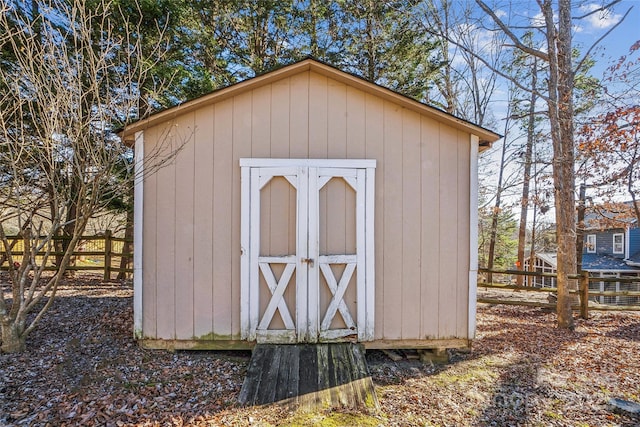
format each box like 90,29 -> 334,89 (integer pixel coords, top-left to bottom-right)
629,227 -> 640,257
583,229 -> 625,258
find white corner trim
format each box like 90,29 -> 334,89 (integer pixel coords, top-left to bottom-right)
468,135 -> 479,339
625,226 -> 630,259
133,131 -> 144,339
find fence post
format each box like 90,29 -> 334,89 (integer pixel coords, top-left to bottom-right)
104,230 -> 112,281
579,270 -> 589,319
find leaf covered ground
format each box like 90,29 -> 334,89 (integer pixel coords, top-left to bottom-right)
1,277 -> 639,426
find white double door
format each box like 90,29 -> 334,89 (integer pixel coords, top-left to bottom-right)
240,159 -> 375,344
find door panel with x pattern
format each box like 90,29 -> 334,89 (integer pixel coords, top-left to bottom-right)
240,159 -> 375,343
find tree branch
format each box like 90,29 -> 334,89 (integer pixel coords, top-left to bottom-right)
475,0 -> 549,62
574,6 -> 633,75
572,0 -> 622,20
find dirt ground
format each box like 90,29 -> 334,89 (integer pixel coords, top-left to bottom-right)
1,277 -> 639,426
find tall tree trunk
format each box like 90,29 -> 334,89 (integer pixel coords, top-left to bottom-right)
528,205 -> 537,274
365,1 -> 376,82
309,0 -> 319,57
517,59 -> 537,285
576,184 -> 586,274
487,104 -> 512,282
543,0 -> 577,329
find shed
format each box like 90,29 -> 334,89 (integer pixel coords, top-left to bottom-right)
121,58 -> 500,351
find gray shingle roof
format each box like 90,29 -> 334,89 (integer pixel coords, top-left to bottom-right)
582,253 -> 640,271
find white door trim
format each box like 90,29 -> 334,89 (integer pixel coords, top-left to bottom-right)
240,158 -> 376,168
240,159 -> 376,343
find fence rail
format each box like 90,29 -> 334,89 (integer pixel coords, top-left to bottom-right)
0,231 -> 133,280
478,268 -> 640,317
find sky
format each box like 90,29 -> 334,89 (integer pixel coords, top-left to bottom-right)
484,0 -> 639,79
572,0 -> 640,78
473,0 -> 640,223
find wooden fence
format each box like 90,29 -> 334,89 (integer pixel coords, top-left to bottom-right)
0,231 -> 133,280
478,268 -> 640,318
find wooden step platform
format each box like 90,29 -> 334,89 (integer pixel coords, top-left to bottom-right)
238,343 -> 379,411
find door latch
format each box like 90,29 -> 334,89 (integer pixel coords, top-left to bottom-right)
301,257 -> 314,267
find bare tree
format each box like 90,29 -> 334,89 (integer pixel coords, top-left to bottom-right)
418,0 -> 503,127
475,0 -> 630,329
0,0 -> 176,352
579,41 -> 640,224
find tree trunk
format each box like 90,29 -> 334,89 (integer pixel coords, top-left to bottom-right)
365,1 -> 376,82
117,200 -> 134,281
1,320 -> 26,353
576,184 -> 586,274
544,0 -> 577,329
516,59 -> 537,285
528,198 -> 538,283
487,102 -> 512,282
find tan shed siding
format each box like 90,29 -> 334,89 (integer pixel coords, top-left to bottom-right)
142,127 -> 158,339
309,73 -> 329,157
193,105 -> 214,338
231,91 -> 253,338
401,109 -> 422,340
271,78 -> 291,157
364,94 -> 385,341
289,72 -> 310,157
142,70 -> 473,343
154,124 -> 177,339
212,100 -> 234,338
327,80 -> 347,157
346,87 -> 366,157
420,116 -> 441,339
437,123 -> 460,338
456,130 -> 471,338
382,101 -> 403,339
252,84 -> 271,157
174,113 -> 195,340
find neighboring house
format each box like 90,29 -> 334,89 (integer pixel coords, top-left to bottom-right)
582,217 -> 640,305
523,253 -> 557,288
525,208 -> 640,305
120,58 -> 501,351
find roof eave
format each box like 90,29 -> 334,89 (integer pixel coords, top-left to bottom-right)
120,59 -> 502,146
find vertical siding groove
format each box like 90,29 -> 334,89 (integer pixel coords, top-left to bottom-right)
210,106 -> 216,336
306,72 -> 311,158
437,122 -> 442,337
215,99 -> 234,337
191,112 -> 196,338
192,113 -> 197,338
173,124 -> 178,339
